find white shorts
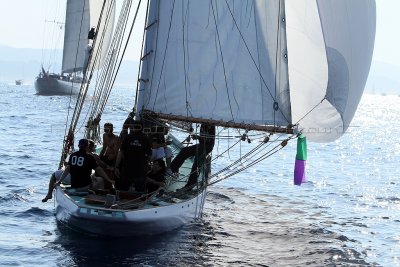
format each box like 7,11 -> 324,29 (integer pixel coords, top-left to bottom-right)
54,169 -> 71,184
164,146 -> 173,158
151,147 -> 165,161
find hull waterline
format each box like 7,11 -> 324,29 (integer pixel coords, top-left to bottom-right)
55,187 -> 206,236
35,77 -> 81,95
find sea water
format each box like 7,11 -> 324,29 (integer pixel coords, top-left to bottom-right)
0,83 -> 399,266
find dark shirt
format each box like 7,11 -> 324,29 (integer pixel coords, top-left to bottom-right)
150,132 -> 166,145
199,124 -> 216,149
68,149 -> 98,188
120,116 -> 135,144
120,131 -> 152,179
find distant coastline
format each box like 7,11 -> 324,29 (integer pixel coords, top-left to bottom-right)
0,45 -> 399,94
0,45 -> 139,87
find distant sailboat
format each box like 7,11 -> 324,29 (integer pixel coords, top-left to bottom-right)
35,0 -> 115,96
15,80 -> 23,86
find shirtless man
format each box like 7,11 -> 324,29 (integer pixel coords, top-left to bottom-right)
99,122 -> 119,167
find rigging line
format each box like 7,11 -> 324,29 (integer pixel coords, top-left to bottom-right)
101,1 -> 131,97
68,0 -> 109,134
211,0 -> 235,120
80,1 -> 119,132
60,0 -> 98,166
209,135 -> 274,179
95,0 -> 135,120
253,2 -> 264,122
294,97 -> 326,127
134,0 -> 150,111
62,0 -> 90,145
229,140 -> 287,175
140,0 -> 159,111
209,146 -> 281,185
182,1 -> 190,119
90,0 -> 123,115
208,139 -> 260,178
105,0 -> 139,111
151,0 -> 177,111
85,0 -> 132,127
209,136 -> 293,185
208,132 -> 288,180
98,0 -> 129,99
90,0 -> 117,95
104,0 -> 141,114
176,133 -> 270,182
92,11 -> 126,119
223,0 -> 290,123
273,0 -> 283,127
74,0 -> 115,134
209,132 -> 241,163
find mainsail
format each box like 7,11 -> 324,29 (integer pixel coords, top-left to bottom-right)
62,0 -> 115,75
137,1 -> 291,128
137,0 -> 376,142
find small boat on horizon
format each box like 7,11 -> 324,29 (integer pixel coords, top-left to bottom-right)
15,79 -> 22,85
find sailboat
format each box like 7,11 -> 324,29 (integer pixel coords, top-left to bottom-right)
52,0 -> 376,236
34,0 -> 115,96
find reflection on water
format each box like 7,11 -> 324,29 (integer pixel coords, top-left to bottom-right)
48,189 -> 373,266
0,86 -> 399,266
53,220 -> 214,266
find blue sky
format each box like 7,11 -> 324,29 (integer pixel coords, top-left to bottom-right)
0,0 -> 398,66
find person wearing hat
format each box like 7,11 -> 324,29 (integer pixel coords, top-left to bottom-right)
55,139 -> 114,191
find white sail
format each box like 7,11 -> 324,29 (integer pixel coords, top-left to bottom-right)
89,0 -> 116,71
138,0 -> 375,142
62,0 -> 115,74
287,0 -> 376,142
138,0 -> 291,127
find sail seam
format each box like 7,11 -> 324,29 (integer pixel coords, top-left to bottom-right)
223,0 -> 291,124
211,0 -> 235,121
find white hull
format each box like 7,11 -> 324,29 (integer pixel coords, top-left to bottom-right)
55,187 -> 207,236
34,76 -> 81,95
